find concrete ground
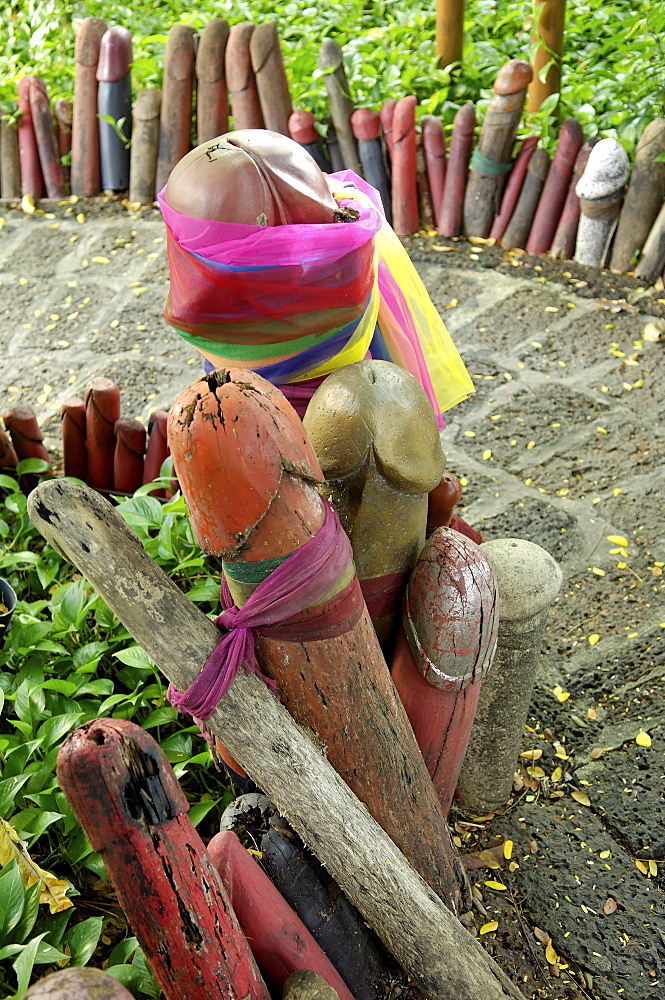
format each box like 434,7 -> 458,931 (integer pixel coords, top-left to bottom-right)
0,202 -> 663,998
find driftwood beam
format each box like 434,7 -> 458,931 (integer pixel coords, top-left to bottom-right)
28,479 -> 523,1000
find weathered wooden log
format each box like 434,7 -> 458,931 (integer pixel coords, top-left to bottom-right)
289,111 -> 330,173
463,60 -> 532,238
525,118 -> 583,254
488,136 -> 538,243
351,109 -> 391,221
113,418 -> 145,494
196,18 -> 230,144
0,426 -> 18,469
53,97 -> 72,188
317,40 -> 361,174
304,360 -> 445,652
323,118 -> 344,172
283,971 -> 341,1000
610,118 -> 665,273
57,719 -> 270,1000
549,137 -> 597,260
501,148 -> 550,251
60,397 -> 87,481
226,22 -> 265,131
129,88 -> 161,205
27,477 -> 525,1000
391,96 -> 419,235
156,25 -> 196,192
168,369 -> 464,909
633,201 -> 665,284
416,137 -> 435,229
29,77 -> 66,197
261,824 -> 391,1000
380,99 -> 397,160
142,409 -> 169,490
24,968 -> 134,999
574,138 -> 629,268
421,115 -> 447,223
527,0 -> 566,113
0,120 -> 21,199
457,538 -> 562,814
17,76 -> 45,198
84,376 -> 120,491
391,528 -> 498,817
250,22 -> 293,136
71,17 -> 106,198
437,102 -> 475,237
208,829 -> 356,1000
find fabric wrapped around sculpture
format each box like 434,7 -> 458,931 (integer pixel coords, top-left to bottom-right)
159,131 -> 474,427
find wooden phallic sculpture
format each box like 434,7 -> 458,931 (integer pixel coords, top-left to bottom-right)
488,136 -> 538,243
463,59 -> 533,239
500,148 -> 550,251
166,368 -> 466,911
60,397 -> 87,481
437,103 -> 475,237
525,118 -> 584,255
289,111 -> 330,172
317,40 -> 361,174
17,76 -> 45,198
71,16 -> 107,198
303,360 -> 445,651
54,98 -> 72,188
28,77 -> 66,198
549,137 -> 598,260
226,23 -> 265,131
391,528 -> 498,817
1,118 -> 21,199
97,27 -> 133,191
250,22 -> 293,136
391,96 -> 419,235
155,24 -> 196,192
196,18 -> 230,144
574,137 -> 630,268
84,376 -> 120,491
610,118 -> 665,273
351,109 -> 391,222
129,88 -> 162,205
421,115 -> 447,223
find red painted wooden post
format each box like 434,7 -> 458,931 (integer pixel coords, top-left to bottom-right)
500,148 -> 550,251
156,25 -> 196,192
28,77 -> 65,197
421,116 -> 447,224
250,22 -> 293,136
97,27 -> 133,192
168,369 -> 467,913
60,397 -> 87,482
113,418 -> 145,494
437,103 -> 475,237
57,719 -> 271,1000
350,109 -> 391,221
416,137 -> 435,229
226,23 -> 265,131
70,17 -> 107,198
288,111 -> 329,172
53,98 -> 72,189
488,136 -> 537,243
208,830 -> 356,1000
0,427 -> 18,470
391,528 -> 498,817
525,118 -> 583,254
196,19 -> 230,144
142,409 -> 169,491
4,406 -> 49,464
549,137 -> 597,259
17,77 -> 45,198
391,96 -> 419,236
84,377 -> 120,491
380,99 -> 397,160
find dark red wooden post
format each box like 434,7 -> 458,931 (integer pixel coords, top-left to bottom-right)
226,23 -> 265,131
142,409 -> 169,491
421,115 -> 447,224
525,118 -> 583,254
17,76 -> 45,198
113,418 -> 145,494
437,102 -> 475,237
488,136 -> 537,243
4,406 -> 49,464
380,99 -> 397,161
84,377 -> 120,491
391,95 -> 419,235
196,19 -> 230,144
29,77 -> 66,197
0,426 -> 18,470
350,109 -> 391,221
60,397 -> 87,481
70,17 -> 107,198
57,719 -> 271,1000
250,22 -> 293,136
156,25 -> 196,192
289,111 -> 330,172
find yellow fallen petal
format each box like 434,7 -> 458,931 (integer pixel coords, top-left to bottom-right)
480,921 -> 499,934
635,731 -> 651,748
588,634 -> 600,645
484,880 -> 507,890
607,535 -> 629,546
545,942 -> 558,965
91,256 -> 110,264
648,860 -> 658,877
503,840 -> 513,860
635,859 -> 648,875
21,193 -> 36,214
482,450 -> 492,460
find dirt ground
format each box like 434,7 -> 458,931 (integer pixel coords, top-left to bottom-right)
0,202 -> 663,999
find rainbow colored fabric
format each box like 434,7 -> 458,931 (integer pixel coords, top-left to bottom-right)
159,172 -> 474,426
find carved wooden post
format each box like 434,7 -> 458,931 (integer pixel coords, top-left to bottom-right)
53,98 -> 72,189
527,0 -> 566,113
457,538 -> 562,814
167,369 -> 466,911
525,118 -> 583,254
488,136 -> 537,243
426,471 -> 462,536
57,720 -> 271,1000
207,830 -> 356,1000
113,418 -> 145,494
24,968 -> 135,999
129,89 -> 161,205
250,22 -> 293,136
71,17 -> 106,198
4,406 -> 49,464
156,25 -> 196,192
142,409 -> 169,489
60,397 -> 87,481
318,40 -> 361,173
633,202 -> 665,283
391,528 -> 498,816
289,111 -> 330,172
0,120 -> 21,199
437,102 -> 475,237
226,23 -> 265,131
0,426 -> 18,469
610,119 -> 665,273
380,99 -> 397,160
97,27 -> 132,192
17,76 -> 45,198
500,148 -> 550,251
574,138 -> 629,268
391,96 -> 419,235
416,137 -> 435,229
549,137 -> 597,259
324,118 -> 345,172
84,377 -> 120,491
421,115 -> 447,223
436,0 -> 465,70
463,59 -> 532,238
351,109 -> 391,221
196,19 -> 230,144
303,360 -> 445,652
29,77 -> 66,197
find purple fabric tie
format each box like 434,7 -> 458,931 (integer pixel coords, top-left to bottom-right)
168,502 -> 353,721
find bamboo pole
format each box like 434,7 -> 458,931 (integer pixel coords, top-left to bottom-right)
436,0 -> 465,70
527,0 -> 566,113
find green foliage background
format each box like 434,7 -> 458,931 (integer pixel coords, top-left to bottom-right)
2,1 -> 665,151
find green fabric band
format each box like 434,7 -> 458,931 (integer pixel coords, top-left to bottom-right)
223,552 -> 292,585
470,149 -> 513,176
175,321 -> 344,361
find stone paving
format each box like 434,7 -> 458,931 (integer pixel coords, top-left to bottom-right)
1,205 -> 664,998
